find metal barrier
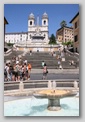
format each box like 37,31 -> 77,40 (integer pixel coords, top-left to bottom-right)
4,79 -> 79,95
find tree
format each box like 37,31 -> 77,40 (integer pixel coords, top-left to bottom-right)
49,34 -> 56,44
62,41 -> 73,47
60,20 -> 67,27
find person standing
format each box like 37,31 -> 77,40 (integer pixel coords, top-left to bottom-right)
42,63 -> 48,80
28,63 -> 32,79
30,50 -> 32,55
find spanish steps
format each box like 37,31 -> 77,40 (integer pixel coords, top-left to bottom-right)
4,50 -> 79,69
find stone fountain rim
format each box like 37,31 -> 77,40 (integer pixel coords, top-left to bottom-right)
33,89 -> 77,99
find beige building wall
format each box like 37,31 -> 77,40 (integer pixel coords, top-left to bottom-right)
56,27 -> 74,43
18,47 -> 58,52
70,12 -> 79,53
73,17 -> 79,52
44,48 -> 49,52
54,48 -> 58,52
57,35 -> 63,42
63,27 -> 74,43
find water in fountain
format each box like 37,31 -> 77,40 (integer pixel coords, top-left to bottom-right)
4,81 -> 79,116
4,97 -> 79,116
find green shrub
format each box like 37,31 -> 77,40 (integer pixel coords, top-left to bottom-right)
7,43 -> 14,47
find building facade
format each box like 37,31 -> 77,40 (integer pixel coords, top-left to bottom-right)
5,13 -> 49,46
57,35 -> 63,43
5,32 -> 27,44
4,17 -> 8,46
70,12 -> 79,53
56,26 -> 74,43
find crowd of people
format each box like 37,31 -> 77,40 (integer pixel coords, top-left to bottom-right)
4,46 -> 78,81
4,49 -> 65,81
4,55 -> 32,82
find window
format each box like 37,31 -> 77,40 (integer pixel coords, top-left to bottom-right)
75,22 -> 77,29
30,21 -> 32,25
74,35 -> 78,42
44,20 -> 46,25
30,34 -> 31,39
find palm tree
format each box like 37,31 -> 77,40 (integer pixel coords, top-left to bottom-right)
60,20 -> 67,27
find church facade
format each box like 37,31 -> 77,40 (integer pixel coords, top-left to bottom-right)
5,13 -> 49,46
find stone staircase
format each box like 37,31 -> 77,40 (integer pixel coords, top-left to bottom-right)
22,52 -> 57,69
22,52 -> 78,69
4,50 -> 24,63
4,51 -> 79,69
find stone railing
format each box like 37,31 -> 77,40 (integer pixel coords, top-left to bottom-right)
15,43 -> 60,48
4,48 -> 12,56
4,79 -> 79,95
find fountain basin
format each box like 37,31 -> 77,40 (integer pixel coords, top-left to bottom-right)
33,89 -> 77,111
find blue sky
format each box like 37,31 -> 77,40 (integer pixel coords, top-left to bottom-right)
4,4 -> 79,36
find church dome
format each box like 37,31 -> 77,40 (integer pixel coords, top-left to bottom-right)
42,12 -> 48,19
29,13 -> 35,19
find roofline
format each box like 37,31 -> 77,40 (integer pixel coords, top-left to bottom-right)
4,17 -> 8,24
5,30 -> 49,34
5,32 -> 28,34
57,26 -> 73,31
69,12 -> 79,23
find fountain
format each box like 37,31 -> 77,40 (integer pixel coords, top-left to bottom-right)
33,81 -> 77,111
4,81 -> 79,116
